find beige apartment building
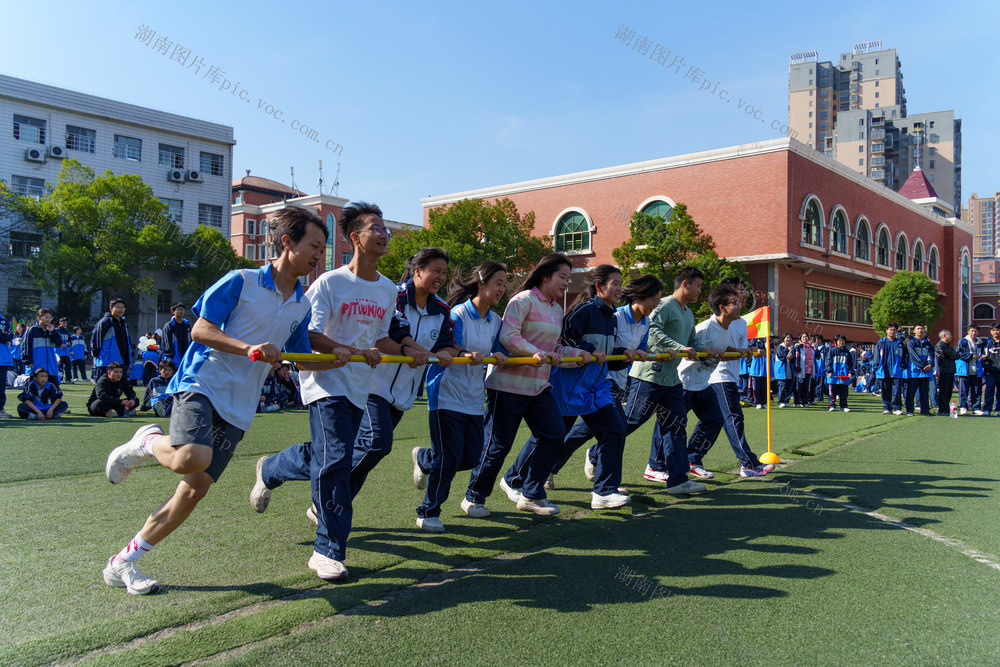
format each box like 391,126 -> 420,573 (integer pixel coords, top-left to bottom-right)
967,192 -> 1000,258
788,43 -> 961,214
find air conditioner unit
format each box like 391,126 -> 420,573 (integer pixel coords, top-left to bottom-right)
185,170 -> 203,183
24,147 -> 45,163
168,169 -> 185,182
47,145 -> 66,159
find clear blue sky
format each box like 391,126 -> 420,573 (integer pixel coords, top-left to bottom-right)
5,0 -> 997,223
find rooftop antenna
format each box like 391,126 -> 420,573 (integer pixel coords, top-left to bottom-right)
332,162 -> 341,197
289,166 -> 298,193
318,159 -> 324,195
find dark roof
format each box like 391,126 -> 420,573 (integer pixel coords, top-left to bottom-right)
231,175 -> 306,197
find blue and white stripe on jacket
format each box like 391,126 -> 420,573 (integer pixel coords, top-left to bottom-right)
549,296 -> 623,416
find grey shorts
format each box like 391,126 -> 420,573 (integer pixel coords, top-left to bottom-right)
169,391 -> 245,481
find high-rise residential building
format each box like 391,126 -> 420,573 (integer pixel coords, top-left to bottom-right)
0,73 -> 235,331
967,192 -> 999,259
788,43 -> 961,214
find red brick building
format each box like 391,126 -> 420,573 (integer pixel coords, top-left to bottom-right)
230,172 -> 419,288
421,138 -> 972,343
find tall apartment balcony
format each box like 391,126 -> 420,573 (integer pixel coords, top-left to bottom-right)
870,169 -> 885,180
850,72 -> 860,81
871,156 -> 885,167
872,142 -> 884,153
850,94 -> 859,103
849,82 -> 859,92
871,128 -> 885,140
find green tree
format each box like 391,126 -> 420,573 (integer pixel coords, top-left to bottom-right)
869,271 -> 944,333
379,198 -> 551,308
13,160 -> 179,324
171,224 -> 256,303
612,204 -> 749,318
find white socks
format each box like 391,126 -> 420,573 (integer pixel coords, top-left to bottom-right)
114,532 -> 155,564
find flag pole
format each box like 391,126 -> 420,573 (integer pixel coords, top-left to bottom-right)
759,307 -> 780,465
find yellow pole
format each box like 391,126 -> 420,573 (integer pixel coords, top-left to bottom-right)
759,313 -> 781,465
253,350 -> 765,365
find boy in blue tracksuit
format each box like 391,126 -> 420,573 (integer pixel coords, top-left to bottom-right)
906,324 -> 935,416
748,337 -> 767,408
69,327 -> 88,381
141,359 -> 175,417
0,312 -> 13,419
873,322 -> 907,414
162,303 -> 191,367
55,317 -> 72,383
22,308 -> 62,385
981,325 -> 1000,416
92,299 -> 132,378
813,335 -> 827,401
775,333 -> 794,406
17,367 -> 67,419
826,335 -> 856,411
956,326 -> 984,415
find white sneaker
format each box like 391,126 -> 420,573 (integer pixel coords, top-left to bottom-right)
306,503 -> 318,525
892,410 -> 903,415
974,410 -> 985,416
689,464 -> 715,480
250,456 -> 271,512
778,403 -> 787,408
105,424 -> 161,484
960,407 -> 968,415
666,480 -> 707,494
842,408 -> 850,413
499,477 -> 521,503
27,413 -> 38,420
308,551 -> 348,581
412,447 -> 428,490
416,516 -> 444,532
591,492 -> 631,509
461,498 -> 490,518
103,556 -> 160,595
0,409 -> 11,419
643,466 -> 668,483
829,407 -> 835,412
755,405 -> 763,409
583,447 -> 596,482
105,410 -> 118,418
757,463 -> 775,474
516,496 -> 560,515
882,410 -> 891,414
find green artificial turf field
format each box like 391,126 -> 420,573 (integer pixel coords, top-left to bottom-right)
1,383 -> 998,665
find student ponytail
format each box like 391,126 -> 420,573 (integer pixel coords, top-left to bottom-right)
399,247 -> 449,283
446,261 -> 507,307
568,264 -> 621,311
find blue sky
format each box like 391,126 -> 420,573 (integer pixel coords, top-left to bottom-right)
5,0 -> 997,223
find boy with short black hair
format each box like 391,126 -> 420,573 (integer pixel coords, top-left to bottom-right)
100,205 -> 331,595
69,326 -> 88,381
17,367 -> 67,420
87,362 -> 139,417
0,311 -> 12,419
55,317 -> 72,383
162,303 -> 191,366
874,322 -> 907,415
826,334 -> 856,412
141,359 -> 176,417
905,324 -> 934,416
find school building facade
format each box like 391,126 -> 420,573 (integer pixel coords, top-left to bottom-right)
421,138 -> 973,343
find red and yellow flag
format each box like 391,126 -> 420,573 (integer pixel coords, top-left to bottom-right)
742,306 -> 770,339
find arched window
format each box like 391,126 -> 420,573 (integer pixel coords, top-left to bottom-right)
854,218 -> 871,261
961,252 -> 971,331
876,227 -> 891,267
640,200 -> 673,219
830,208 -> 848,254
928,246 -> 939,281
555,211 -> 591,253
894,234 -> 908,271
974,304 -> 995,321
802,199 -> 822,247
912,241 -> 924,274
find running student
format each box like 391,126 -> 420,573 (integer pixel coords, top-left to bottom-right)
550,274 -> 662,488
250,202 -> 419,582
411,262 -> 508,532
504,265 -> 640,510
826,334 -> 855,412
100,206 -> 328,595
623,266 -> 706,494
680,283 -> 773,478
465,254 -> 591,517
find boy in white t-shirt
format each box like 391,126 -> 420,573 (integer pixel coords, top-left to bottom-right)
250,202 -> 427,582
679,283 -> 774,479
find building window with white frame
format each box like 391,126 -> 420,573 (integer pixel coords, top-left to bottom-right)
198,203 -> 223,228
555,211 -> 591,253
802,200 -> 822,247
11,175 -> 44,197
200,152 -> 224,176
894,236 -> 908,271
158,143 -> 185,169
113,135 -> 142,161
158,198 -> 183,225
876,228 -> 891,267
13,115 -> 45,144
65,125 -> 96,153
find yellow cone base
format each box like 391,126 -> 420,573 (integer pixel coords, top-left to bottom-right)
759,451 -> 781,465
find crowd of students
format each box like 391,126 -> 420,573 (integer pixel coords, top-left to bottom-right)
739,322 -> 997,418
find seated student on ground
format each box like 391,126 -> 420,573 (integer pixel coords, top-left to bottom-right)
88,361 -> 139,418
272,361 -> 302,408
257,368 -> 283,413
17,367 -> 67,420
141,359 -> 176,418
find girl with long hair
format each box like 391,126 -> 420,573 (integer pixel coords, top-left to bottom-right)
464,253 -> 591,517
411,262 -> 509,531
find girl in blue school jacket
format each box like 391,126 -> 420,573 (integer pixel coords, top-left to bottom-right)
22,310 -> 62,384
825,335 -> 856,411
